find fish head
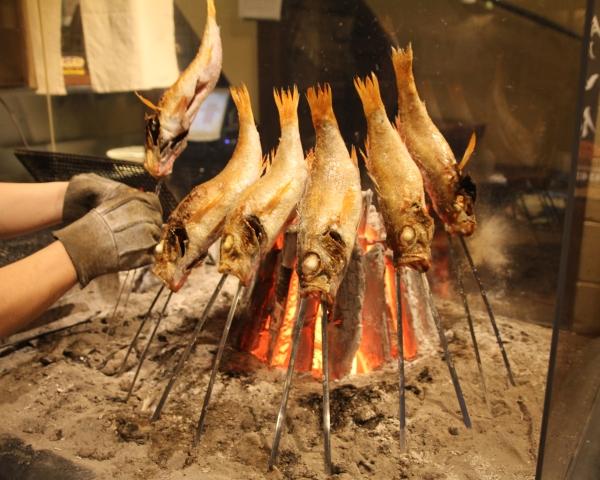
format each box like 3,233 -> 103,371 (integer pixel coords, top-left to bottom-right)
143,112 -> 189,178
153,221 -> 204,292
391,204 -> 434,272
447,174 -> 477,236
298,227 -> 348,299
218,215 -> 265,286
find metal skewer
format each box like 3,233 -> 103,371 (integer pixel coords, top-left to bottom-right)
119,268 -> 139,315
447,235 -> 490,407
152,274 -> 228,421
268,297 -> 309,471
118,284 -> 166,375
194,281 -> 244,444
458,235 -> 516,386
320,300 -> 332,474
125,291 -> 174,402
395,268 -> 407,451
108,269 -> 132,324
421,273 -> 472,429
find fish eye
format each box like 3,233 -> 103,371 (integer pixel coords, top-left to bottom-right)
222,234 -> 234,252
147,117 -> 160,144
302,253 -> 321,275
400,226 -> 416,246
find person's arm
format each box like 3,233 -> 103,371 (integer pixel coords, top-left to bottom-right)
0,241 -> 77,337
0,182 -> 68,239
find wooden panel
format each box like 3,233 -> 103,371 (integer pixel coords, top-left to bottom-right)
577,220 -> 600,283
572,281 -> 600,334
0,0 -> 28,87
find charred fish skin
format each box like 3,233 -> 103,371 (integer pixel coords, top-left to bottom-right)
392,44 -> 476,236
141,0 -> 222,179
298,84 -> 362,302
153,85 -> 262,291
219,87 -> 308,286
354,73 -> 434,271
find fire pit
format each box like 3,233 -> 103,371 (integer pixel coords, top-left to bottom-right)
232,196 -> 437,381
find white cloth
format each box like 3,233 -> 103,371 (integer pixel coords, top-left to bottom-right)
80,0 -> 179,93
24,0 -> 66,95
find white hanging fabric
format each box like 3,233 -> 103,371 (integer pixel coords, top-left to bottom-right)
80,0 -> 179,93
23,0 -> 66,95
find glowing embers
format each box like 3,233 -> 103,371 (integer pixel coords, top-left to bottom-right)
232,206 -> 427,380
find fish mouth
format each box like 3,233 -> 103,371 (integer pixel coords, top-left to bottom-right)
218,261 -> 254,287
446,209 -> 476,236
446,220 -> 476,237
144,149 -> 177,178
396,254 -> 431,272
168,271 -> 190,292
144,134 -> 188,178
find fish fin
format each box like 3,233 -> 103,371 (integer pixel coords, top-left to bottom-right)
394,114 -> 408,142
367,171 -> 383,198
353,73 -> 384,116
306,83 -> 338,128
349,145 -> 358,166
305,149 -> 316,170
135,91 -> 161,112
390,43 -> 413,80
273,85 -> 299,127
207,0 -> 216,18
261,149 -> 275,175
359,138 -> 371,168
458,132 -> 477,172
230,84 -> 255,125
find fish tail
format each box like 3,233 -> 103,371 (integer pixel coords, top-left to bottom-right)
273,85 -> 299,126
353,73 -> 383,116
349,145 -> 358,166
230,84 -> 255,125
207,0 -> 216,19
391,43 -> 418,101
306,83 -> 338,127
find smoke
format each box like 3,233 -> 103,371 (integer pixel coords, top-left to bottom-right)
467,214 -> 513,275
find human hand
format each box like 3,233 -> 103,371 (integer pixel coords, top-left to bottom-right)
54,190 -> 163,286
62,173 -> 137,224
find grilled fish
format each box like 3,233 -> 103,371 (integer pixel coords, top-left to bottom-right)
153,85 -> 262,291
298,84 -> 362,303
138,0 -> 222,178
219,87 -> 308,286
392,44 -> 476,236
354,72 -> 434,271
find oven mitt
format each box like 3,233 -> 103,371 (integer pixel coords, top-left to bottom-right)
62,173 -> 136,224
54,191 -> 163,287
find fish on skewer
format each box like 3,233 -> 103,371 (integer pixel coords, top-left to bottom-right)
392,44 -> 476,236
219,86 -> 309,286
354,72 -> 434,271
269,84 -> 361,472
392,45 -> 516,384
137,0 -> 222,178
298,84 -> 363,303
153,85 -> 262,291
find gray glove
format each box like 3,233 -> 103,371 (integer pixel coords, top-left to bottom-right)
63,173 -> 135,224
54,191 -> 163,287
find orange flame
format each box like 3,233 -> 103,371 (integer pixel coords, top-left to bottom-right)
247,217 -> 419,378
270,270 -> 300,368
